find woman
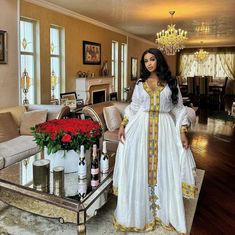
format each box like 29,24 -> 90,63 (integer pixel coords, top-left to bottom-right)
113,48 -> 196,234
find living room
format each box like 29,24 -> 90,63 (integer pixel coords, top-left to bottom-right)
0,0 -> 235,235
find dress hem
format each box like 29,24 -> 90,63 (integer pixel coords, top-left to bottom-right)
113,215 -> 186,235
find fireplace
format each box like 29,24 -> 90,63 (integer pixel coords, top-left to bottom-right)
75,76 -> 113,104
92,90 -> 106,104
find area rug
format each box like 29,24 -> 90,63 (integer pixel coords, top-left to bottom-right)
0,169 -> 204,235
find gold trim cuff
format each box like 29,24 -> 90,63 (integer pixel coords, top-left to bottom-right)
112,186 -> 118,196
182,182 -> 197,199
180,125 -> 188,134
121,116 -> 129,127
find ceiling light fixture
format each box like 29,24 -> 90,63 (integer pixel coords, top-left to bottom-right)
195,22 -> 210,34
155,11 -> 188,55
194,41 -> 209,63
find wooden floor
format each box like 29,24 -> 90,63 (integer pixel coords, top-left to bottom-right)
189,108 -> 235,235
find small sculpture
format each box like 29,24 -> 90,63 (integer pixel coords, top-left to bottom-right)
101,60 -> 109,76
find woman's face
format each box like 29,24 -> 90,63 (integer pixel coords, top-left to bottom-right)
144,53 -> 157,73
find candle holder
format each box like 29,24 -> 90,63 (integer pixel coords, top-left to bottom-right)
51,85 -> 55,101
21,68 -> 30,105
33,159 -> 50,193
53,166 -> 64,197
50,70 -> 57,101
23,88 -> 29,105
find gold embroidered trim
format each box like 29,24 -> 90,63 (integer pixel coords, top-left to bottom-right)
182,182 -> 197,199
121,116 -> 129,127
112,186 -> 118,196
113,216 -> 186,234
180,125 -> 188,134
143,82 -> 164,187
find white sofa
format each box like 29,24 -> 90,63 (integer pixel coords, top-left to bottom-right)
0,104 -> 70,169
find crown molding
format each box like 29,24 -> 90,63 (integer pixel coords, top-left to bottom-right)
24,0 -> 155,46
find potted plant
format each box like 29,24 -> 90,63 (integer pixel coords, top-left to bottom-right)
31,118 -> 102,173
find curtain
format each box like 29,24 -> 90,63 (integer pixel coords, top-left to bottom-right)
178,50 -> 235,81
178,54 -> 195,78
218,53 -> 235,80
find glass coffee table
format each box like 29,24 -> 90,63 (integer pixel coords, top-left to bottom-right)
0,152 -> 114,235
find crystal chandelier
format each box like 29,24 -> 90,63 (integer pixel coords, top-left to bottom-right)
155,11 -> 188,55
194,42 -> 209,63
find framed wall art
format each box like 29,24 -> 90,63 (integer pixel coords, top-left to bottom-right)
83,40 -> 101,65
131,57 -> 138,80
0,30 -> 7,64
60,91 -> 77,100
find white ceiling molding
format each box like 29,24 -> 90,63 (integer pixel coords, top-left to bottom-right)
24,0 -> 156,46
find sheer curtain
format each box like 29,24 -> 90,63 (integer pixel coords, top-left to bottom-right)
178,49 -> 235,81
218,52 -> 235,79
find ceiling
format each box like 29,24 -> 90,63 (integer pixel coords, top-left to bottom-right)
45,0 -> 235,47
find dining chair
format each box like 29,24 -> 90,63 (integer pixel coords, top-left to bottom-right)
194,76 -> 201,95
199,76 -> 209,95
209,77 -> 228,110
187,77 -> 194,94
204,76 -> 213,83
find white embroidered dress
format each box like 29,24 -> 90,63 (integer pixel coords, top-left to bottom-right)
113,81 -> 196,234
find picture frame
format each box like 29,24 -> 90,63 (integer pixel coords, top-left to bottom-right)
60,98 -> 68,106
131,57 -> 138,80
83,40 -> 101,65
60,92 -> 77,100
65,99 -> 77,109
0,30 -> 7,64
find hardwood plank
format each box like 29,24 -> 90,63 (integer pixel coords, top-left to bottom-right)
189,111 -> 235,235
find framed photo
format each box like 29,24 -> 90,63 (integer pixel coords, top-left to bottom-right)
131,57 -> 138,80
60,92 -> 77,100
0,30 -> 7,64
60,98 -> 68,106
83,40 -> 101,65
65,99 -> 77,109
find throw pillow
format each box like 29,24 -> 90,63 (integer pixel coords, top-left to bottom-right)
20,110 -> 47,135
103,106 -> 122,132
0,112 -> 20,143
0,106 -> 26,127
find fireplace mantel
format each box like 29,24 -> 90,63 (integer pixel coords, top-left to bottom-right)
76,77 -> 113,104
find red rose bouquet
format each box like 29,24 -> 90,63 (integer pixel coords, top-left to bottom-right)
31,118 -> 102,154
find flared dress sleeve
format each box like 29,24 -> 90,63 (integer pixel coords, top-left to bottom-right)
121,83 -> 142,126
171,86 -> 197,199
170,87 -> 189,129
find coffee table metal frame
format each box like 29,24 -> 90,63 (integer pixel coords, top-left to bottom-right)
0,156 -> 113,235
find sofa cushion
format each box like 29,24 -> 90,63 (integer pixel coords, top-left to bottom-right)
0,106 -> 26,127
103,129 -> 119,142
0,156 -> 4,169
0,112 -> 20,143
103,106 -> 122,132
27,104 -> 70,120
0,136 -> 40,168
112,102 -> 129,117
20,110 -> 47,135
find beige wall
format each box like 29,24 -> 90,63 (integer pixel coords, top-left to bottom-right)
0,0 -> 19,108
21,1 -> 129,103
0,0 -> 174,106
20,1 -> 158,103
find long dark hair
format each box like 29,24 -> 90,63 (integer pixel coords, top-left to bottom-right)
140,48 -> 178,104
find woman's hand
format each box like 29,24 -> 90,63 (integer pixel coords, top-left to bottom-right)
180,132 -> 189,149
118,125 -> 125,144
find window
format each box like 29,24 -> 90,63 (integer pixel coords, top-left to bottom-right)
111,41 -> 118,93
121,43 -> 127,100
50,26 -> 65,100
179,50 -> 235,79
20,18 -> 38,104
